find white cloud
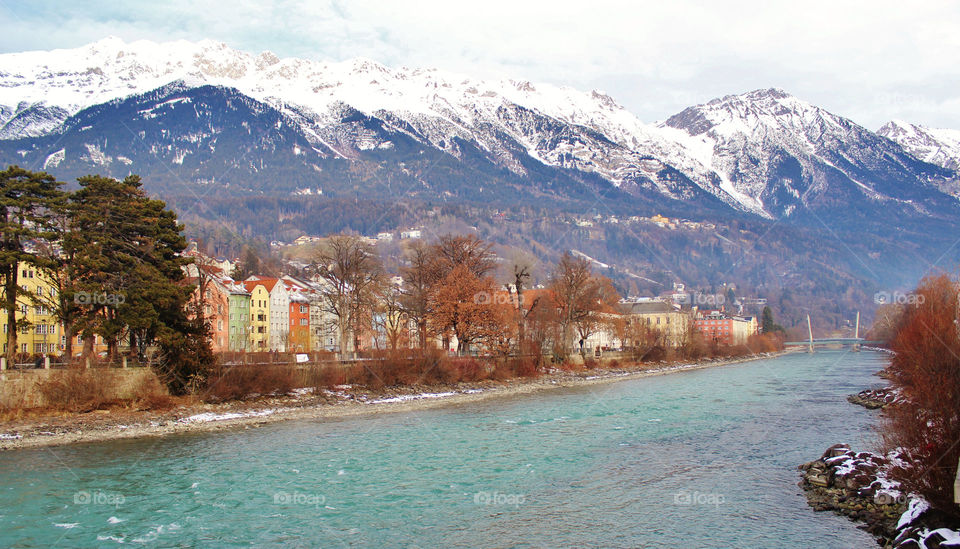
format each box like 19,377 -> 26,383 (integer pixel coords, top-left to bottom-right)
1,0 -> 959,129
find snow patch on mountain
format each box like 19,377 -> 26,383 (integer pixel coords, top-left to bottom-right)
878,120 -> 960,172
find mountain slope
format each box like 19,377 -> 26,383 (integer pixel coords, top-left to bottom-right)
2,81 -> 741,219
878,120 -> 960,172
1,38 -> 959,233
661,88 -> 958,227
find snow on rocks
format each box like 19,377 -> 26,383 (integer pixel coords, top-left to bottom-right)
847,387 -> 903,409
800,444 -> 960,548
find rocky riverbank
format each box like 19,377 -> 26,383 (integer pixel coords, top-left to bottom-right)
848,388 -> 902,410
799,444 -> 960,548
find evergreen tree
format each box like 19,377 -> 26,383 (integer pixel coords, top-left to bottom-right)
0,166 -> 65,364
761,306 -> 784,334
63,174 -> 211,390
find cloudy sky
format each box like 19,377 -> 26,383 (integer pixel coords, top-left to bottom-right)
1,0 -> 958,129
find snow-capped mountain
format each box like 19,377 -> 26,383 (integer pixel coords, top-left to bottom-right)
0,37 -> 958,227
878,120 -> 960,172
662,88 -> 956,220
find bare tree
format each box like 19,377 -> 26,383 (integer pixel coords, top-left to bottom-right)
314,235 -> 385,360
548,252 -> 595,359
432,234 -> 495,279
399,240 -> 434,349
510,264 -> 541,352
375,282 -> 409,351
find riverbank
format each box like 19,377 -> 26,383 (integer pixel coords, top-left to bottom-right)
799,444 -> 960,548
0,351 -> 788,451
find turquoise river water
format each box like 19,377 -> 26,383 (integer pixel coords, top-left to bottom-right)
0,350 -> 890,547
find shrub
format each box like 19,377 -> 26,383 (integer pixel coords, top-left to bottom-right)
882,274 -> 960,519
131,374 -> 175,410
35,368 -> 117,413
202,364 -> 297,402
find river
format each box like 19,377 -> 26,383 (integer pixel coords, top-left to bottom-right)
0,350 -> 889,547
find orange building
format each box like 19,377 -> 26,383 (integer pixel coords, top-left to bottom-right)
288,296 -> 310,352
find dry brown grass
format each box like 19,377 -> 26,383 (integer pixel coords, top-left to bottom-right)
34,368 -> 119,413
201,364 -> 298,402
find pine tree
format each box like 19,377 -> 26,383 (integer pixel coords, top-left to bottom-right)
760,306 -> 784,334
63,174 -> 209,389
0,166 -> 65,364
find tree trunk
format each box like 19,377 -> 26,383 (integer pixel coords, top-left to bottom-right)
4,264 -> 16,365
82,334 -> 94,365
64,320 -> 74,359
338,320 -> 350,361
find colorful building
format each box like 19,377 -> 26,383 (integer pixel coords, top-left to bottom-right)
1,262 -> 62,357
190,274 -> 230,353
288,295 -> 310,352
244,280 -> 271,351
227,284 -> 251,352
694,310 -> 758,345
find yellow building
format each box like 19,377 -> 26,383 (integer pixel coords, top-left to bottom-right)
1,263 -> 62,357
244,280 -> 271,351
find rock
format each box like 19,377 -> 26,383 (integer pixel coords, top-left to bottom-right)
808,473 -> 831,487
822,443 -> 852,460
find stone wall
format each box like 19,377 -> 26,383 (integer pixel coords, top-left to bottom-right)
0,367 -> 161,409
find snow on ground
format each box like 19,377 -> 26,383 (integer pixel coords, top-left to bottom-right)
178,409 -> 286,424
0,433 -> 22,440
368,392 -> 457,404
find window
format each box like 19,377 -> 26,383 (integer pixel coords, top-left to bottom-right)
217,320 -> 223,331
37,287 -> 43,297
300,318 -> 307,326
20,343 -> 27,353
300,305 -> 307,313
34,343 -> 43,353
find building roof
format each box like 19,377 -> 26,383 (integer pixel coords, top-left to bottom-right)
243,278 -> 278,293
618,301 -> 677,315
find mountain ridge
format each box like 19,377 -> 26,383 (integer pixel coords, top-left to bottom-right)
4,37 -> 957,223
1,38 -> 960,243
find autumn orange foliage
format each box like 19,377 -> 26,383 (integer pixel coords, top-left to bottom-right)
883,273 -> 960,519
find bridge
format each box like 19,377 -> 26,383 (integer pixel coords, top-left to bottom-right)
783,312 -> 881,352
784,338 -> 883,347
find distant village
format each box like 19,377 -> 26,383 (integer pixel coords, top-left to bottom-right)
2,228 -> 769,361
